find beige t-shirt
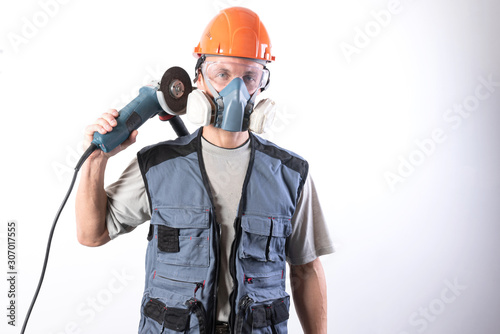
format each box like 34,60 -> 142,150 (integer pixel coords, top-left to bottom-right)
105,137 -> 334,321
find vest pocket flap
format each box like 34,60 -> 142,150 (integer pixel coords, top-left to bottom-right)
143,297 -> 190,332
252,300 -> 289,328
143,298 -> 166,325
240,215 -> 292,262
236,295 -> 290,332
156,233 -> 210,268
152,207 -> 210,229
241,215 -> 292,237
164,307 -> 190,332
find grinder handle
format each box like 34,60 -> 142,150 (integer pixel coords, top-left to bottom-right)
167,116 -> 189,137
91,85 -> 163,153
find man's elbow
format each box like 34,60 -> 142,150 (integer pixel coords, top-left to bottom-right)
76,229 -> 110,247
77,237 -> 106,247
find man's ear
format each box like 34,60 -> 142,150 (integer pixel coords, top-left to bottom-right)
196,70 -> 204,89
196,72 -> 214,98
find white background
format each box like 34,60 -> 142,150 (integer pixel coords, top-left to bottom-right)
1,0 -> 499,333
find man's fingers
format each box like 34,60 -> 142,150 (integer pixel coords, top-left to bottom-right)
108,109 -> 119,117
85,124 -> 104,137
101,112 -> 118,127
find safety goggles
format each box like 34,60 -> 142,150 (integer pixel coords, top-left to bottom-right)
201,61 -> 270,93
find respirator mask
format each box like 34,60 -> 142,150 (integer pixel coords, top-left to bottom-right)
186,59 -> 276,133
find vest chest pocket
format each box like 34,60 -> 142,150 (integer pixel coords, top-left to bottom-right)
153,207 -> 211,268
239,215 -> 292,263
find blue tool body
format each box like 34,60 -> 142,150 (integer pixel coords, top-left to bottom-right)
92,85 -> 162,153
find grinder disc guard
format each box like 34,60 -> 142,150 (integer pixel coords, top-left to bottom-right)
160,66 -> 192,115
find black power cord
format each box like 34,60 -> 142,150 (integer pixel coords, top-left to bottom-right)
20,115 -> 189,333
20,143 -> 98,334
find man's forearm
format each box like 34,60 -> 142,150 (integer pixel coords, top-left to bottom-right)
75,155 -> 111,246
290,257 -> 327,334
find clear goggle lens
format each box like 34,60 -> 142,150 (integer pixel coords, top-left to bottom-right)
202,61 -> 269,93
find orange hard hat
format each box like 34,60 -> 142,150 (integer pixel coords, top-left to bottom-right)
193,7 -> 275,62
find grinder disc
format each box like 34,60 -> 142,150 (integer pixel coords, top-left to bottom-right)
160,66 -> 193,114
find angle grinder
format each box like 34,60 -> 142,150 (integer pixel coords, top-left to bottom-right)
92,66 -> 192,152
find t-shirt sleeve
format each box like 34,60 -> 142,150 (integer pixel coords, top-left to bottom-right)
105,157 -> 151,240
286,173 -> 335,265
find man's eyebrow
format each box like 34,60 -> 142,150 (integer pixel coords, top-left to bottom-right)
242,72 -> 257,78
244,68 -> 261,74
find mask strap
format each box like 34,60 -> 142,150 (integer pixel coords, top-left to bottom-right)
262,66 -> 271,92
200,70 -> 225,127
246,67 -> 270,115
193,55 -> 206,83
246,87 -> 259,112
242,83 -> 263,130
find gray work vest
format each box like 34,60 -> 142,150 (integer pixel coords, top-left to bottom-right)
136,128 -> 308,333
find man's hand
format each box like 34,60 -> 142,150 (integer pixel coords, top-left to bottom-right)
290,258 -> 328,334
84,109 -> 139,161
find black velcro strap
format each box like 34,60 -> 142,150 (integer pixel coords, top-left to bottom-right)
235,310 -> 246,334
143,298 -> 166,325
157,225 -> 179,252
265,219 -> 274,261
186,298 -> 207,334
164,307 -> 190,332
147,224 -> 154,241
235,296 -> 254,334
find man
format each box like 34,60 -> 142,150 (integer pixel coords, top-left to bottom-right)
76,7 -> 333,334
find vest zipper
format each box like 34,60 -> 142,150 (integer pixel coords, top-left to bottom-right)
234,295 -> 254,334
196,130 -> 224,333
229,135 -> 256,332
228,216 -> 243,330
156,273 -> 206,298
195,130 -> 255,333
239,295 -> 254,311
213,220 -> 221,329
